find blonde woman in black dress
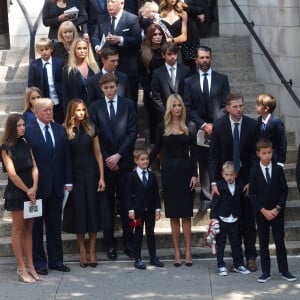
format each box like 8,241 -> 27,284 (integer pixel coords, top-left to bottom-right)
1,114 -> 39,282
150,94 -> 198,266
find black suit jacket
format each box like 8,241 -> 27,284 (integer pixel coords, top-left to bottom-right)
249,162 -> 287,214
91,10 -> 141,75
209,115 -> 259,183
151,63 -> 191,120
25,120 -> 72,199
210,179 -> 244,219
126,169 -> 161,213
184,70 -> 230,128
86,70 -> 131,106
88,96 -> 137,170
257,114 -> 287,164
28,57 -> 64,103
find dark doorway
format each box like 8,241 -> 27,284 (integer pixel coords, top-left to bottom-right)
0,0 -> 10,49
199,0 -> 219,38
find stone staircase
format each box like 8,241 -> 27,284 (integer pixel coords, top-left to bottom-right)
0,36 -> 300,260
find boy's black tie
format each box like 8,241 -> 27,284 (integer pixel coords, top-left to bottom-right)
43,62 -> 50,98
142,170 -> 147,186
265,167 -> 271,185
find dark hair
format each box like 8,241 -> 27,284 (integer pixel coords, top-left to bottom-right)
1,113 -> 24,147
100,47 -> 118,60
161,42 -> 178,55
256,138 -> 273,151
133,148 -> 149,160
99,73 -> 119,86
226,93 -> 244,105
197,46 -> 212,56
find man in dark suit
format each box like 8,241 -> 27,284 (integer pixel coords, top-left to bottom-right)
151,42 -> 191,121
184,46 -> 230,212
28,38 -> 64,123
91,0 -> 141,105
25,98 -> 72,275
89,73 -> 137,260
86,47 -> 131,106
208,93 -> 259,272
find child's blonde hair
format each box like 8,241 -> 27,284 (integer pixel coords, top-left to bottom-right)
222,161 -> 235,173
256,93 -> 276,113
36,37 -> 53,51
24,87 -> 42,111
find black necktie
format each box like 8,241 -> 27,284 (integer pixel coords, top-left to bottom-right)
111,16 -> 116,34
233,122 -> 240,172
261,122 -> 266,133
202,73 -> 209,102
109,100 -> 116,122
142,170 -> 147,186
45,125 -> 54,152
265,167 -> 271,185
43,62 -> 50,98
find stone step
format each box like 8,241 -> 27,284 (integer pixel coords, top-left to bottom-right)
211,51 -> 253,69
0,48 -> 29,66
284,163 -> 297,182
0,64 -> 28,81
0,94 -> 24,113
217,67 -> 255,82
0,79 -> 27,95
230,81 -> 265,96
201,36 -> 251,52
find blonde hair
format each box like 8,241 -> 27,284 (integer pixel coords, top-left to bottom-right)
222,161 -> 235,172
159,0 -> 184,18
164,94 -> 188,136
36,37 -> 53,51
139,1 -> 159,17
34,98 -> 54,113
67,38 -> 99,74
24,87 -> 42,111
256,93 -> 276,113
64,99 -> 95,140
57,21 -> 78,43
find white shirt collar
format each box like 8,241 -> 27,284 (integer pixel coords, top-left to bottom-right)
165,62 -> 177,70
105,95 -> 118,103
262,113 -> 271,124
199,68 -> 212,76
229,115 -> 243,126
136,166 -> 147,175
42,56 -> 52,66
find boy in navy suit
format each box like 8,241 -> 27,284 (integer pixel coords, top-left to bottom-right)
210,161 -> 250,276
250,138 -> 296,283
255,93 -> 287,166
28,38 -> 64,123
126,149 -> 164,270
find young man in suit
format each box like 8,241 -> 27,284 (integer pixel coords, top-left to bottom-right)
126,149 -> 164,270
209,93 -> 259,272
91,0 -> 141,105
184,46 -> 230,213
250,138 -> 296,283
25,98 -> 72,275
89,73 -> 137,260
86,47 -> 131,106
28,38 -> 64,123
151,42 -> 191,121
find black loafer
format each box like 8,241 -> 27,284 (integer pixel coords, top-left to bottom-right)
49,264 -> 70,272
150,257 -> 164,267
80,263 -> 88,268
134,259 -> 146,270
36,268 -> 48,275
89,262 -> 98,268
107,247 -> 117,260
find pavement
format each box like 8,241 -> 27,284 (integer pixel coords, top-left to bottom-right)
0,254 -> 299,300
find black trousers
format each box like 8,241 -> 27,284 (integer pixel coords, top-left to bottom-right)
256,212 -> 288,274
216,219 -> 243,268
133,210 -> 156,260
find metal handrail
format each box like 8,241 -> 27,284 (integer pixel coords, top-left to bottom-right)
229,0 -> 300,108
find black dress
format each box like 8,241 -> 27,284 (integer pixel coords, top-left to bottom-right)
150,124 -> 198,218
62,126 -> 104,234
1,138 -> 33,211
53,42 -> 69,65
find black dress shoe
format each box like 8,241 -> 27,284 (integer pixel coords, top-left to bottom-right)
36,268 -> 48,275
89,262 -> 98,268
185,262 -> 193,267
173,262 -> 181,267
80,263 -> 88,268
150,257 -> 164,267
107,247 -> 117,260
49,264 -> 70,272
134,259 -> 146,270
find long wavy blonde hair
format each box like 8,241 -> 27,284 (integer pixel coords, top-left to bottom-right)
67,38 -> 99,74
164,94 -> 188,136
64,99 -> 95,140
159,0 -> 184,18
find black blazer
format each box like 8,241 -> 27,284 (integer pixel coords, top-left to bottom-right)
257,114 -> 287,164
210,179 -> 244,219
86,70 -> 131,106
24,120 -> 72,199
249,162 -> 287,214
28,57 -> 64,103
126,169 -> 161,213
91,10 -> 141,75
184,70 -> 230,128
88,96 -> 137,170
151,63 -> 191,120
209,115 -> 259,183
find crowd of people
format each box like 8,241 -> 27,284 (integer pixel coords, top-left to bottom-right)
0,0 -> 297,284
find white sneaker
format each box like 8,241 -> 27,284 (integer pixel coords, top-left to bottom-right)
218,267 -> 228,276
234,265 -> 250,275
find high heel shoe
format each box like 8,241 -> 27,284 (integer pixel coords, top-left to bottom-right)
17,268 -> 36,283
25,264 -> 43,281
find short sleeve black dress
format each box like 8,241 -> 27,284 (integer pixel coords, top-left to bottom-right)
149,124 -> 198,218
1,138 -> 33,211
62,125 -> 107,234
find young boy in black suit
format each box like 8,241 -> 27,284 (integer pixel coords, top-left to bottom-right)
255,93 -> 287,166
210,161 -> 250,276
250,138 -> 296,283
126,149 -> 164,270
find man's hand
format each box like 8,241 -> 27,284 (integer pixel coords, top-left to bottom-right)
211,184 -> 220,197
203,123 -> 213,135
106,33 -> 121,45
105,153 -> 121,171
